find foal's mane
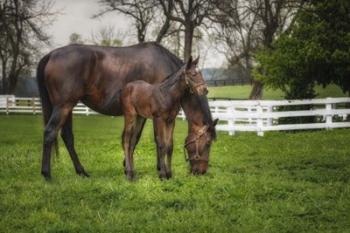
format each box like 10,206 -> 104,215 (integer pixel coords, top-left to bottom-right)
159,65 -> 185,91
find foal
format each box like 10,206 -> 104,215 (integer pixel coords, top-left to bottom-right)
121,57 -> 207,180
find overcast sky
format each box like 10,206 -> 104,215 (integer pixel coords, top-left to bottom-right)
47,0 -> 224,68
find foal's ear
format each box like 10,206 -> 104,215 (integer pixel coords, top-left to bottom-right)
186,56 -> 193,70
213,118 -> 219,126
193,56 -> 200,66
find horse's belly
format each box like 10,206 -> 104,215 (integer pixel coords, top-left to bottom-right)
81,93 -> 123,116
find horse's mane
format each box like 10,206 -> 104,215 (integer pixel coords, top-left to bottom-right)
153,43 -> 183,67
159,65 -> 185,90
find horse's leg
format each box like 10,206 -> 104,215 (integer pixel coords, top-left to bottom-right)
153,124 -> 161,171
41,105 -> 72,180
165,121 -> 175,179
123,116 -> 146,168
60,112 -> 89,177
122,115 -> 137,180
153,118 -> 169,179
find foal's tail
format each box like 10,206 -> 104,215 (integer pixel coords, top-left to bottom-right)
36,54 -> 59,156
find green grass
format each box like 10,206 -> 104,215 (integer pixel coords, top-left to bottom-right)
208,84 -> 347,99
0,115 -> 350,233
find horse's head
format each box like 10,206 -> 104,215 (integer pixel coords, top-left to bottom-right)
184,119 -> 218,175
182,56 -> 208,96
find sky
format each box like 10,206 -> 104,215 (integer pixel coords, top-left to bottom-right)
47,0 -> 224,68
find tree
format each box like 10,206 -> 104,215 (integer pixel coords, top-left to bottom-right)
96,0 -> 152,43
212,0 -> 260,82
255,0 -> 350,99
160,0 -> 215,61
0,0 -> 54,94
69,33 -> 84,44
210,0 -> 303,99
90,26 -> 124,46
247,0 -> 304,99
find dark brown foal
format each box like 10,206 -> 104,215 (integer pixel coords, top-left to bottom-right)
121,56 -> 207,180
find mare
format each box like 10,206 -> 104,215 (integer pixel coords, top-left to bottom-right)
121,57 -> 207,180
36,42 -> 217,179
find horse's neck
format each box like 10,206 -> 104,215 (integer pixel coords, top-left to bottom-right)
181,94 -> 212,129
159,76 -> 187,102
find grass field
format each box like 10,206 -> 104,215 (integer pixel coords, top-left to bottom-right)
207,84 -> 347,99
0,115 -> 350,233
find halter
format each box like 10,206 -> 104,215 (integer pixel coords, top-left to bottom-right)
184,125 -> 209,162
185,74 -> 206,94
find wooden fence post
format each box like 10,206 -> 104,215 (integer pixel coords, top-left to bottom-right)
6,96 -> 9,115
267,105 -> 273,127
32,97 -> 36,115
257,102 -> 264,136
325,98 -> 333,129
228,106 -> 235,136
247,106 -> 252,124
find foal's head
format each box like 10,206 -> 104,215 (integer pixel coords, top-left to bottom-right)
182,56 -> 208,96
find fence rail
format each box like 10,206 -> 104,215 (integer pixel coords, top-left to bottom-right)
1,95 -> 350,136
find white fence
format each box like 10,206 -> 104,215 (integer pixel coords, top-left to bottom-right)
209,98 -> 350,136
1,95 -> 350,136
0,95 -> 98,115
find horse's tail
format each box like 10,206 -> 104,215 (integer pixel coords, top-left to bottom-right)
36,53 -> 59,156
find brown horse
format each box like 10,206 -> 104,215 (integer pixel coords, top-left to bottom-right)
121,56 -> 207,180
36,42 -> 216,179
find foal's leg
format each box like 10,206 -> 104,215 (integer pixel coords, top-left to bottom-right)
165,121 -> 175,178
153,118 -> 171,179
122,114 -> 137,180
123,116 -> 146,168
41,105 -> 72,180
154,125 -> 161,171
60,112 -> 89,177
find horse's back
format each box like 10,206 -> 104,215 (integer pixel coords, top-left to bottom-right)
42,42 -> 180,115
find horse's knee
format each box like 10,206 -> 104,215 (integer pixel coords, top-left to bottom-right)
44,128 -> 57,145
157,142 -> 167,152
166,144 -> 173,155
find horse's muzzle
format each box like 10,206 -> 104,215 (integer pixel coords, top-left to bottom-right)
197,85 -> 208,96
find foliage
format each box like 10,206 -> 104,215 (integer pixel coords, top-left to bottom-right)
0,0 -> 54,94
96,0 -> 216,60
90,26 -> 124,47
255,0 -> 350,99
69,33 -> 84,44
69,27 -> 124,47
97,0 -> 154,42
0,115 -> 350,232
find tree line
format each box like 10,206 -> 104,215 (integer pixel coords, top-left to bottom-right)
1,0 -> 349,100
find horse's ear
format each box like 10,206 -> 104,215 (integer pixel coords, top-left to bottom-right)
213,118 -> 219,126
193,56 -> 200,66
186,56 -> 193,70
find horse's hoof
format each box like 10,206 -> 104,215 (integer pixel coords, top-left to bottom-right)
41,171 -> 51,181
77,170 -> 90,177
166,172 -> 172,179
126,174 -> 135,181
125,171 -> 135,181
159,172 -> 167,180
